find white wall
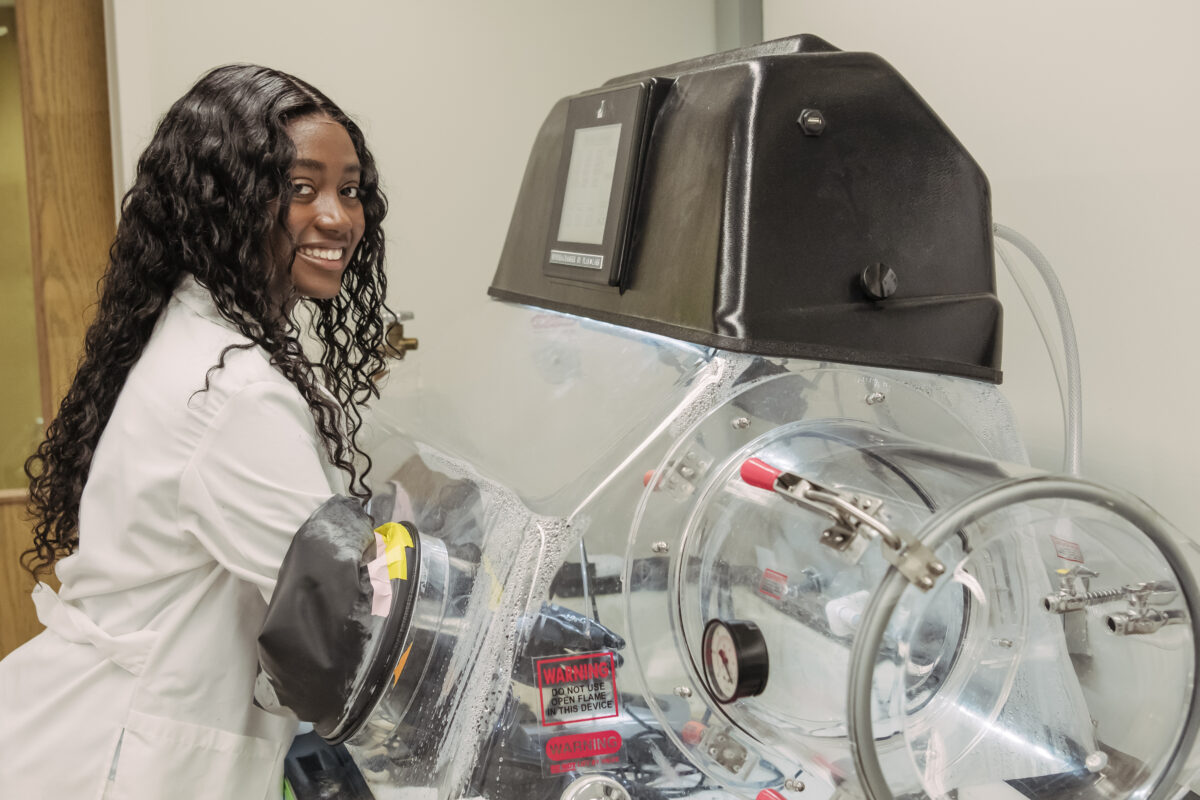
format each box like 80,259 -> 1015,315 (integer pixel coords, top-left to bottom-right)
104,0 -> 718,359
764,1 -> 1200,530
104,2 -> 1200,531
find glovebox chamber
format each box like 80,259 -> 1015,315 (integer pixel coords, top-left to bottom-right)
256,35 -> 1200,800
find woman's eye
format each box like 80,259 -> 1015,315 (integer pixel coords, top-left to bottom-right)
292,182 -> 315,197
342,186 -> 361,200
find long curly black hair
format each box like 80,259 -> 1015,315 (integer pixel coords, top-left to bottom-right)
22,64 -> 391,578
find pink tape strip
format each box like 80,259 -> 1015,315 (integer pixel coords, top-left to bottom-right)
368,532 -> 392,617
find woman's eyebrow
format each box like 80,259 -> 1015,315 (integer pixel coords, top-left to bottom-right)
292,158 -> 361,175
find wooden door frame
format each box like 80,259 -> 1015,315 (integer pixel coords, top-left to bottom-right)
17,0 -> 116,423
2,0 -> 114,656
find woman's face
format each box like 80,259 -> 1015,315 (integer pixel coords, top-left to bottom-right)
274,114 -> 366,300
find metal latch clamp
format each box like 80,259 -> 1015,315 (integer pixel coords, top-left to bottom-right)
741,458 -> 945,591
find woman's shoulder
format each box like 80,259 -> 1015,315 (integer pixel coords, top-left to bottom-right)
129,277 -> 304,417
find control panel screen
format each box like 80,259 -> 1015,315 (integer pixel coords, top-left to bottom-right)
556,123 -> 623,247
544,79 -> 665,287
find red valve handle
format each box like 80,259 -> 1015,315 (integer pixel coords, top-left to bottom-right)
680,719 -> 706,745
740,457 -> 782,491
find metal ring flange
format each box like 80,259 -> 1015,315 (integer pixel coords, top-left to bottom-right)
845,474 -> 1200,800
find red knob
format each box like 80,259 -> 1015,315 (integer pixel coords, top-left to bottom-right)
680,720 -> 706,745
741,458 -> 782,491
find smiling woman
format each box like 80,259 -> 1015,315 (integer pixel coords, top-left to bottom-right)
0,64 -> 392,799
275,115 -> 367,302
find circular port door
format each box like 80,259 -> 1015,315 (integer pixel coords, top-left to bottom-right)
847,476 -> 1200,800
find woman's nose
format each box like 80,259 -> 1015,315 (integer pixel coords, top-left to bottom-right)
314,192 -> 351,233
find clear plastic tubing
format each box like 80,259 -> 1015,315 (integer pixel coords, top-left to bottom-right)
994,223 -> 1083,476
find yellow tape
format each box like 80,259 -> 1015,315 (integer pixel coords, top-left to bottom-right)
375,522 -> 414,581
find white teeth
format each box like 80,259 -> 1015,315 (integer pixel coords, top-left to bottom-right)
299,246 -> 344,261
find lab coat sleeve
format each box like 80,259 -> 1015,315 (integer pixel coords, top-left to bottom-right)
178,379 -> 337,604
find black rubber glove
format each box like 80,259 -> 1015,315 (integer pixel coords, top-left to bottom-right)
512,602 -> 625,685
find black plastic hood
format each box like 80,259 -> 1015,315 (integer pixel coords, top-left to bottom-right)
488,34 -> 1002,382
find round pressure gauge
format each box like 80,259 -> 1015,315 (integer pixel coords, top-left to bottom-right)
701,618 -> 769,703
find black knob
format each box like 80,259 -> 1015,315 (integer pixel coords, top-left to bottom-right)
798,108 -> 827,136
860,263 -> 898,300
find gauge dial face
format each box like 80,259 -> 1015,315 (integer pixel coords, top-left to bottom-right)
702,618 -> 768,703
704,621 -> 740,701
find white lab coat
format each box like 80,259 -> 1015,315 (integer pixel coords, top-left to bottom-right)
0,276 -> 345,799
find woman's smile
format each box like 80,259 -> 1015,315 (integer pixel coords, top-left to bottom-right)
296,244 -> 347,267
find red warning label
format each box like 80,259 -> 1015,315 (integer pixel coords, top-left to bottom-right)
545,730 -> 623,761
536,652 -> 619,726
759,568 -> 788,600
544,729 -> 623,774
1050,535 -> 1084,563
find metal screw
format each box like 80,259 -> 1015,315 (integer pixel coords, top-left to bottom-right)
785,779 -> 806,792
865,392 -> 885,405
675,686 -> 693,698
918,576 -> 934,589
993,637 -> 1013,648
798,108 -> 826,136
732,417 -> 750,430
679,466 -> 696,479
860,263 -> 899,300
652,541 -> 670,554
1085,751 -> 1108,772
929,561 -> 946,575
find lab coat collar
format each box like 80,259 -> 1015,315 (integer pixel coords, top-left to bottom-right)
172,274 -> 242,333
